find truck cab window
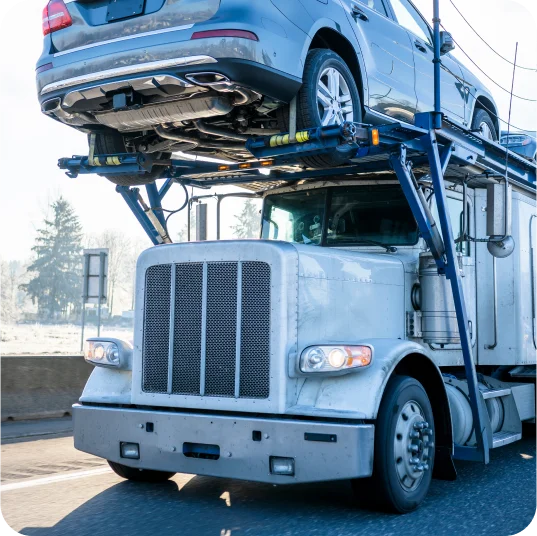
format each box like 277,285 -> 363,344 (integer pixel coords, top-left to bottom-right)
261,189 -> 326,245
262,185 -> 418,247
431,196 -> 470,256
327,185 -> 418,246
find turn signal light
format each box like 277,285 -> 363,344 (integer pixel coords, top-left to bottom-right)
43,0 -> 73,36
371,129 -> 380,146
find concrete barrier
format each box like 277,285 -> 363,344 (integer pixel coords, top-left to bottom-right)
1,355 -> 92,421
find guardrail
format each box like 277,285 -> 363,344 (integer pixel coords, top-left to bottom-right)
1,355 -> 92,421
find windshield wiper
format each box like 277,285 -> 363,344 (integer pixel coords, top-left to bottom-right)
355,239 -> 398,253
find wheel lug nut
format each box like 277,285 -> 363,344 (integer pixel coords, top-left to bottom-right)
409,457 -> 420,465
410,431 -> 420,439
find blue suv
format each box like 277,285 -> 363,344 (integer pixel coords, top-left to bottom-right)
37,0 -> 500,184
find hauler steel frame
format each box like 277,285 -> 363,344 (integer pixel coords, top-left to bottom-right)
58,112 -> 536,467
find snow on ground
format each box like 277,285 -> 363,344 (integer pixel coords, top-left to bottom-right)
1,323 -> 134,355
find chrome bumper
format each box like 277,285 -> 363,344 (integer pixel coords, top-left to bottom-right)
73,404 -> 374,484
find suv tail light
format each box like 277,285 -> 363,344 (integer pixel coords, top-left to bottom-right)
43,0 -> 73,36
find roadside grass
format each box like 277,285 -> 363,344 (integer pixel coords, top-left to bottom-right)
1,323 -> 133,355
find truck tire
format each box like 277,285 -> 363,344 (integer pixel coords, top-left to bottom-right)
92,132 -> 170,186
471,108 -> 497,141
352,375 -> 435,513
277,49 -> 362,168
107,461 -> 176,482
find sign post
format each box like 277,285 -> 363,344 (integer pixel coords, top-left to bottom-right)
81,249 -> 109,351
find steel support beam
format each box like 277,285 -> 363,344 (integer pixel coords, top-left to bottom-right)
390,145 -> 446,270
116,186 -> 162,246
423,129 -> 490,464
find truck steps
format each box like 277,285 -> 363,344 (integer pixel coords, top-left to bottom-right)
481,388 -> 512,400
491,431 -> 522,448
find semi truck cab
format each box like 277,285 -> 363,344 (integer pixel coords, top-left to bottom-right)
74,177 -> 536,513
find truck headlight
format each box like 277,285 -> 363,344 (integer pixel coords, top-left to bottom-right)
300,345 -> 372,373
85,338 -> 132,370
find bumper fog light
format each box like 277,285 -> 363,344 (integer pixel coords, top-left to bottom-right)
120,442 -> 140,460
270,456 -> 295,476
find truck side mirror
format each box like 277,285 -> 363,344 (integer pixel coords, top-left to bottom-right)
486,182 -> 515,257
440,31 -> 456,55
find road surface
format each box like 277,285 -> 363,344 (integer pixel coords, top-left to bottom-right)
1,419 -> 535,536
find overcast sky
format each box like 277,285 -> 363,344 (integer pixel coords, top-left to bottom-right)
0,0 -> 535,261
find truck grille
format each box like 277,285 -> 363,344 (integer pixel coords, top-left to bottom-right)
142,261 -> 271,399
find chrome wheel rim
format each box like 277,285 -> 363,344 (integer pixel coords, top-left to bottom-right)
479,121 -> 494,140
317,67 -> 354,126
394,400 -> 433,492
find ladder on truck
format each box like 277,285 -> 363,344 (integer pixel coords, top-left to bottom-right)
59,111 -> 537,465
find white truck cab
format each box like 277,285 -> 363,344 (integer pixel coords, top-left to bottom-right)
74,178 -> 536,513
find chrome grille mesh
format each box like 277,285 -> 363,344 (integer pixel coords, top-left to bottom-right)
240,262 -> 271,398
142,264 -> 171,393
205,263 -> 238,397
142,261 -> 271,399
172,263 -> 203,395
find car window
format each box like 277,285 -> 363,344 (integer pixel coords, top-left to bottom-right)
357,0 -> 388,17
431,196 -> 470,256
389,0 -> 432,43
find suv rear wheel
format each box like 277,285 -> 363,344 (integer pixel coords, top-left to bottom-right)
278,49 -> 362,168
471,108 -> 497,141
92,132 -> 170,186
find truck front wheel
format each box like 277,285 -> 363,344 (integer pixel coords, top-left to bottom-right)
108,461 -> 176,482
352,375 -> 435,513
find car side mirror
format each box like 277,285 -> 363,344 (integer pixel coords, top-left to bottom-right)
440,31 -> 456,55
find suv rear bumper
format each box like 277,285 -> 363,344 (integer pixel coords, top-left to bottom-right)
37,29 -> 303,110
73,404 -> 374,484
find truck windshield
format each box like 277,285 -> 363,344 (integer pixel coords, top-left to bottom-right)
261,185 -> 418,247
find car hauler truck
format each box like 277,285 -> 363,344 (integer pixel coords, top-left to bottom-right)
42,0 -> 534,512
62,109 -> 536,513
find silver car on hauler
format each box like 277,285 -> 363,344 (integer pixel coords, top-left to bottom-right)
37,0 -> 500,183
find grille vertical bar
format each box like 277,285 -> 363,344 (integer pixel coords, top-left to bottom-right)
166,264 -> 177,394
171,263 -> 203,395
142,264 -> 171,393
205,263 -> 238,397
234,262 -> 243,398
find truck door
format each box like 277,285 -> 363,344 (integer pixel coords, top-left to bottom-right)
386,0 -> 466,122
530,214 -> 537,348
431,191 -> 477,349
340,0 -> 417,123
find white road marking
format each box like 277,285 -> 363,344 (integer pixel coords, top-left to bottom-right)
1,467 -> 112,492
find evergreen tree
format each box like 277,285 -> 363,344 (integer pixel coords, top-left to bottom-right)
22,197 -> 83,320
231,199 -> 260,239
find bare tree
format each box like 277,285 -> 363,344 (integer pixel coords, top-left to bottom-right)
0,258 -> 17,322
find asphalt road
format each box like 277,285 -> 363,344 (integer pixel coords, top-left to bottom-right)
1,419 -> 535,536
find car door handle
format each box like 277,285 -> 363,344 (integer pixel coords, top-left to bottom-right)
414,40 -> 427,53
351,4 -> 369,21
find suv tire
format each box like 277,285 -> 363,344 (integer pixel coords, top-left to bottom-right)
92,132 -> 170,186
278,49 -> 362,168
471,108 -> 497,141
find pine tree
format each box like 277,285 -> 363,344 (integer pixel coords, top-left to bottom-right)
231,199 -> 260,239
22,197 -> 83,320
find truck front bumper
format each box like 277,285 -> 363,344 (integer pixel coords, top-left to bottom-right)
73,404 -> 374,484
